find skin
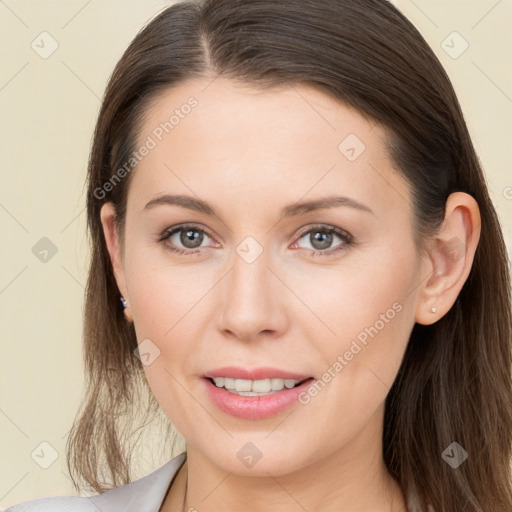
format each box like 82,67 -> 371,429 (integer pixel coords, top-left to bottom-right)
100,76 -> 481,512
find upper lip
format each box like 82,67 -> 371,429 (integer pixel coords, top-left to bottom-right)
203,366 -> 313,381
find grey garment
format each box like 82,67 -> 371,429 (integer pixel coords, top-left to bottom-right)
5,450 -> 427,512
4,452 -> 187,512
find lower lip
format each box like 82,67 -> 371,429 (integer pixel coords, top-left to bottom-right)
202,377 -> 315,420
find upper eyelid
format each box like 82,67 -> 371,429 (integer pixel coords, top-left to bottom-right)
295,224 -> 351,239
164,223 -> 215,240
163,223 -> 351,246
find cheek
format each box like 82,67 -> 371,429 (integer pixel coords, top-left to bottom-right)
124,246 -> 218,412
129,264 -> 204,434
126,228 -> 418,419
292,241 -> 418,398
125,241 -> 214,338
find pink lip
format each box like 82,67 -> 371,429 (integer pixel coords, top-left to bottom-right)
202,366 -> 312,381
202,369 -> 315,420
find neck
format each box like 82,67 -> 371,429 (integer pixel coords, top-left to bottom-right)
162,406 -> 407,512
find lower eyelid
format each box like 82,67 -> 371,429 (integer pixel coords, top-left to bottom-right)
160,225 -> 352,254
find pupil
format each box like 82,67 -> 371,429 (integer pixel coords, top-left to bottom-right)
181,229 -> 203,248
312,231 -> 332,250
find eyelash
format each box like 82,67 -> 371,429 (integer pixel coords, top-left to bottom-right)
157,223 -> 354,257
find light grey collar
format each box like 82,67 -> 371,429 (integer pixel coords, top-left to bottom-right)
87,451 -> 187,512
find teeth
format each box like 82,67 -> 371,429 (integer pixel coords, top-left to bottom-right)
211,377 -> 303,393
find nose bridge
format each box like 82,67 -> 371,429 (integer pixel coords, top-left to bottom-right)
229,238 -> 272,307
218,237 -> 284,338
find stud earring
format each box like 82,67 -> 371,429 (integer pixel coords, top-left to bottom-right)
120,296 -> 133,322
430,306 -> 437,313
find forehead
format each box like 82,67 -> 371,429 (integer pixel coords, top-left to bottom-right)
127,77 -> 411,221
138,76 -> 382,151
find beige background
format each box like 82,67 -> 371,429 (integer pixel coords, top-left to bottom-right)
1,0 -> 511,508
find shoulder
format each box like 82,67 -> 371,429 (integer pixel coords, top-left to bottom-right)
4,451 -> 187,512
4,495 -> 96,512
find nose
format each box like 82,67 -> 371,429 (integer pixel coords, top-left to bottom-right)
217,246 -> 289,342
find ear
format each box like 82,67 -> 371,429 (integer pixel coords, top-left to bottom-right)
415,192 -> 481,325
100,202 -> 131,320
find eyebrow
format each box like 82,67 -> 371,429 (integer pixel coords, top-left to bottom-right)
143,193 -> 374,217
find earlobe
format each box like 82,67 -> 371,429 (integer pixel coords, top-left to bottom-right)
99,202 -> 130,308
120,295 -> 133,323
415,192 -> 481,326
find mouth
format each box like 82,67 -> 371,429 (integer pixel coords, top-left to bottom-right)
204,376 -> 314,396
202,375 -> 316,420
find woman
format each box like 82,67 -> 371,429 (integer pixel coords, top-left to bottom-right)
6,0 -> 512,511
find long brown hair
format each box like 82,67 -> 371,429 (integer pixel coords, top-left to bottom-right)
66,1 -> 512,510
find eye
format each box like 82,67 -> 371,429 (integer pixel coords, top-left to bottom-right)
158,224 -> 216,255
158,223 -> 353,257
291,224 -> 353,256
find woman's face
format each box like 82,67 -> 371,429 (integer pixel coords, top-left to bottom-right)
102,77 -> 428,476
